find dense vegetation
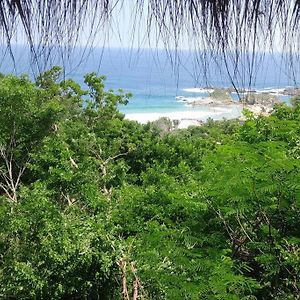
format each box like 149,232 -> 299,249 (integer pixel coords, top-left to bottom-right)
0,68 -> 299,299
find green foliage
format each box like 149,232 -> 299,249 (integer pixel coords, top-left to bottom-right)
290,95 -> 300,110
148,117 -> 173,135
0,68 -> 299,299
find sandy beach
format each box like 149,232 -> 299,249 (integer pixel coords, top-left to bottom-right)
125,105 -> 242,128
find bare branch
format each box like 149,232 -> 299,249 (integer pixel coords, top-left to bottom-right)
0,143 -> 29,203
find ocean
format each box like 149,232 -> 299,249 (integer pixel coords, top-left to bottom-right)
0,46 -> 298,122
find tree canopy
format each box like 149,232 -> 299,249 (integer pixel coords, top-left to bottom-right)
0,68 -> 299,298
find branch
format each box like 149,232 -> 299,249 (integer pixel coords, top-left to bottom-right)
118,258 -> 130,300
236,212 -> 254,243
93,148 -> 129,198
0,143 -> 29,203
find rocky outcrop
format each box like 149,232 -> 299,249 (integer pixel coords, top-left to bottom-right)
282,87 -> 300,96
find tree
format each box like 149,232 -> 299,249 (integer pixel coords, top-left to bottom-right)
0,68 -> 133,298
0,68 -> 299,298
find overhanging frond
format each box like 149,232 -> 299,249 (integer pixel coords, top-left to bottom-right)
0,0 -> 299,77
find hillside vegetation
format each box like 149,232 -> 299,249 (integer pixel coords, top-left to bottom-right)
0,68 -> 299,299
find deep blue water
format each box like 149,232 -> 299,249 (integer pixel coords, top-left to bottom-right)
0,46 -> 298,115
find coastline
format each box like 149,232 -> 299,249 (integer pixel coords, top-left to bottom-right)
124,86 -> 297,129
125,104 -> 243,129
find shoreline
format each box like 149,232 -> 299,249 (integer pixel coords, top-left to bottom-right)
125,105 -> 243,129
124,100 -> 281,128
124,86 -> 297,129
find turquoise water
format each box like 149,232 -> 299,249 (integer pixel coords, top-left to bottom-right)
0,46 -> 297,118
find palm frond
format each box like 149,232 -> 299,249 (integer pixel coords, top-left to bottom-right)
0,0 -> 300,75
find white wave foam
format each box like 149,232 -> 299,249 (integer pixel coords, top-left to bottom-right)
182,88 -> 214,94
255,88 -> 286,95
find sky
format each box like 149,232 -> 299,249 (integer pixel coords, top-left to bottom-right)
7,0 -> 290,53
98,4 -> 159,50
82,0 -> 284,52
77,0 -> 191,51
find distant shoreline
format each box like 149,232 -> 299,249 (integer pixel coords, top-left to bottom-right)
125,104 -> 242,128
181,86 -> 299,97
125,86 -> 298,128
